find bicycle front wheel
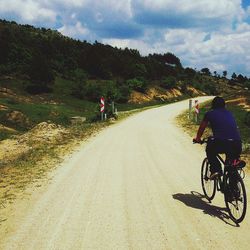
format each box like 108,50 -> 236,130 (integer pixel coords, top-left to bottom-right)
201,158 -> 216,201
224,172 -> 247,224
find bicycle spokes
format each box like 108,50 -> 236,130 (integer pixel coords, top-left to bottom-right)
224,176 -> 247,223
201,158 -> 216,201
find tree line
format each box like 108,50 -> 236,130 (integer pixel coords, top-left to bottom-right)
0,19 -> 249,102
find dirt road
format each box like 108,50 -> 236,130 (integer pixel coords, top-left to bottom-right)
1,97 -> 250,249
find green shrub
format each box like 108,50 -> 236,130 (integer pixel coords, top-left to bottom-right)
203,83 -> 217,95
126,78 -> 147,93
161,76 -> 176,89
245,112 -> 250,127
244,81 -> 250,89
117,85 -> 131,103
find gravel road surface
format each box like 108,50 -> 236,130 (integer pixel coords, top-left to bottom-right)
1,97 -> 250,250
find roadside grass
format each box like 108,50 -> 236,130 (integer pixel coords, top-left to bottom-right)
176,99 -> 212,138
0,129 -> 17,141
0,97 -> 97,126
0,77 -> 25,92
0,122 -> 105,206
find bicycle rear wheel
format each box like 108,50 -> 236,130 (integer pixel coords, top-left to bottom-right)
201,158 -> 216,201
224,172 -> 247,224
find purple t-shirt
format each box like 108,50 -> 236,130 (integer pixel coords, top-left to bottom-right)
204,108 -> 241,141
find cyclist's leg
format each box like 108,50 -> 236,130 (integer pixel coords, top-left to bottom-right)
225,140 -> 243,194
206,139 -> 223,175
225,140 -> 242,165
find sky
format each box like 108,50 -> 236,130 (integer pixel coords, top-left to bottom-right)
1,0 -> 250,77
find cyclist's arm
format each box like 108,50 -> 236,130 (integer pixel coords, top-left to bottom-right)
194,119 -> 208,142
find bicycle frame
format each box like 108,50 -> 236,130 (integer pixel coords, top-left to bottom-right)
215,154 -> 245,192
215,154 -> 226,192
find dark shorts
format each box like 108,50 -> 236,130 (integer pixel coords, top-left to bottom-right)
206,138 -> 242,172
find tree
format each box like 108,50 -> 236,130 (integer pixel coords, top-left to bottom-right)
0,26 -> 11,64
126,78 -> 147,93
161,76 -> 176,89
26,53 -> 54,94
163,53 -> 182,67
104,81 -> 121,102
244,80 -> 250,89
201,68 -> 211,75
71,69 -> 88,99
231,72 -> 237,80
184,67 -> 196,79
237,74 -> 246,83
131,63 -> 147,78
222,70 -> 227,78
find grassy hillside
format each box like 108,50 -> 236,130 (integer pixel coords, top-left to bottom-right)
0,20 -> 249,143
0,19 -> 249,139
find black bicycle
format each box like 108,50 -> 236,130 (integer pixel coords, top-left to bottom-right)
195,138 -> 247,224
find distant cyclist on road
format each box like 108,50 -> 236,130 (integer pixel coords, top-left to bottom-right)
193,96 -> 242,179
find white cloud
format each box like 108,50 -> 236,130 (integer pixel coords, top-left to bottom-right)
132,0 -> 244,30
104,25 -> 250,76
134,0 -> 240,17
58,21 -> 90,38
95,13 -> 104,23
102,38 -> 131,49
90,0 -> 132,18
164,29 -> 206,47
71,13 -> 77,19
164,28 -> 250,75
0,0 -> 57,23
236,21 -> 250,32
48,0 -> 87,8
102,38 -> 162,55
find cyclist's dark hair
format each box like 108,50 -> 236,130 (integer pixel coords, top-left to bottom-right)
211,96 -> 225,109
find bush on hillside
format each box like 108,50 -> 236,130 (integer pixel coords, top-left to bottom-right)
161,76 -> 177,89
25,53 -> 54,94
203,83 -> 218,95
126,78 -> 147,93
26,84 -> 52,94
244,81 -> 250,89
71,69 -> 88,99
72,80 -> 124,103
117,85 -> 131,103
245,112 -> 250,127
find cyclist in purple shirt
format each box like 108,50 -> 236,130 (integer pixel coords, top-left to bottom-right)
194,96 -> 242,179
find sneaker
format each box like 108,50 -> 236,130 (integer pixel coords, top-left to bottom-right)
233,159 -> 246,169
227,159 -> 246,168
210,172 -> 221,180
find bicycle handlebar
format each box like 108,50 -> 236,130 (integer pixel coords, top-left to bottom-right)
193,138 -> 209,145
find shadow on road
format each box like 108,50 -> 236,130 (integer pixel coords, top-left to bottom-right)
172,191 -> 238,227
